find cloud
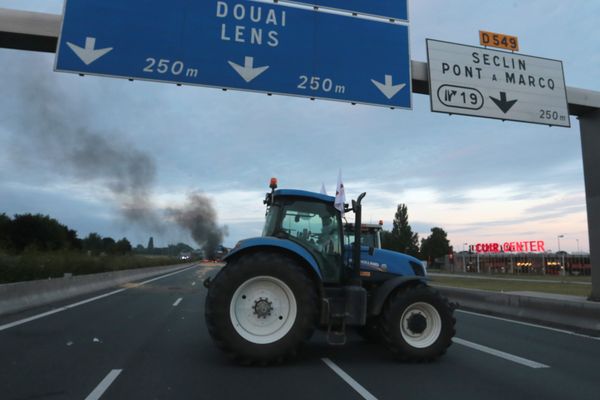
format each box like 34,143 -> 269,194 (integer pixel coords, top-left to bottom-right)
0,0 -> 63,13
0,51 -> 227,251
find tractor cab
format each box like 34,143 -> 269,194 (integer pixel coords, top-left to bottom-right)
263,188 -> 344,283
344,221 -> 383,249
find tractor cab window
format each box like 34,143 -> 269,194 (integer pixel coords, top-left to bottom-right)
344,227 -> 381,249
266,198 -> 342,282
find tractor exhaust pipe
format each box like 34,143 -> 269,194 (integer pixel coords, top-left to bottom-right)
351,192 -> 366,286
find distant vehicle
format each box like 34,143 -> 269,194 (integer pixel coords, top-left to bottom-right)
179,252 -> 191,260
213,245 -> 229,261
344,221 -> 383,249
344,220 -> 427,276
192,249 -> 204,259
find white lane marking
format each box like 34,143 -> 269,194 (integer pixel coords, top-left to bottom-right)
457,310 -> 600,341
453,337 -> 550,369
0,265 -> 200,332
137,265 -> 198,285
0,288 -> 125,332
85,369 -> 122,400
322,358 -> 378,400
173,297 -> 183,307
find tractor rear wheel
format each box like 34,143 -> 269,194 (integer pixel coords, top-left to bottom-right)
205,252 -> 318,364
381,285 -> 455,361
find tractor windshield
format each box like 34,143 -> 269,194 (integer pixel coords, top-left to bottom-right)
344,225 -> 382,249
263,198 -> 343,282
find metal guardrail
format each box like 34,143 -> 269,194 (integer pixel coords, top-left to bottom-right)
0,263 -> 194,317
436,285 -> 600,335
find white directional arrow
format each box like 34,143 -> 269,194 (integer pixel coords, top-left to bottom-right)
371,75 -> 406,100
228,56 -> 269,83
66,37 -> 113,66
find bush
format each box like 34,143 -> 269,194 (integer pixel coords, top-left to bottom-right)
0,250 -> 190,284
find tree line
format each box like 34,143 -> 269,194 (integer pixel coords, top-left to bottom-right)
380,204 -> 452,264
0,213 -> 132,255
134,237 -> 196,257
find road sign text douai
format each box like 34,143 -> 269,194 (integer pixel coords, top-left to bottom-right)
55,0 -> 412,109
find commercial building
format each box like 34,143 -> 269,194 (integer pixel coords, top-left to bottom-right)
450,251 -> 590,276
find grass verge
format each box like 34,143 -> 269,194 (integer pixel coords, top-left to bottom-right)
430,274 -> 592,297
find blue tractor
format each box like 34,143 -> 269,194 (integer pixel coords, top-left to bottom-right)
205,179 -> 455,364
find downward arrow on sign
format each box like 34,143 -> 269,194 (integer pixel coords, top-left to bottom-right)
66,37 -> 113,65
489,92 -> 518,114
228,56 -> 269,83
371,75 -> 406,99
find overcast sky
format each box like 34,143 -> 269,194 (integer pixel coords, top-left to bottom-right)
0,0 -> 598,252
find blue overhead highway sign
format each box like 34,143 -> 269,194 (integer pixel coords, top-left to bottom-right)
55,0 -> 412,109
283,0 -> 408,21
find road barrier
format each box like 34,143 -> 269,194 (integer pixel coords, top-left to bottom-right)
436,285 -> 600,334
0,263 -> 196,317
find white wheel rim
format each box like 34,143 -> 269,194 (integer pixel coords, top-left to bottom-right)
229,276 -> 297,344
400,302 -> 442,348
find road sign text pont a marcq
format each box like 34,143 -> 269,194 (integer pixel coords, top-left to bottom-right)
217,1 -> 285,48
442,52 -> 558,91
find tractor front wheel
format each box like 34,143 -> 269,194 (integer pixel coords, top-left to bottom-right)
381,285 -> 455,361
205,252 -> 318,364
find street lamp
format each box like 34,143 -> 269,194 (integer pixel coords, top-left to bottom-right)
462,243 -> 468,273
576,238 -> 580,253
557,234 -> 564,252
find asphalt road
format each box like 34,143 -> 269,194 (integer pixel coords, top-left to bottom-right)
1,264 -> 599,400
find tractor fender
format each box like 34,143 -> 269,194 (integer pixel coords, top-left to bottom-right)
224,237 -> 323,281
368,276 -> 426,316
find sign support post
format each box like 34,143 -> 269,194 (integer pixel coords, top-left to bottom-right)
579,110 -> 600,300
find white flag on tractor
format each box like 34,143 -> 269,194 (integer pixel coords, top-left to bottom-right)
334,170 -> 346,217
320,182 -> 327,195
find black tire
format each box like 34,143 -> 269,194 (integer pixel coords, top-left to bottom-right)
205,252 -> 318,365
381,284 -> 455,362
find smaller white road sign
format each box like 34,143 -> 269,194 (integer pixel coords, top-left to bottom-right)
426,39 -> 570,127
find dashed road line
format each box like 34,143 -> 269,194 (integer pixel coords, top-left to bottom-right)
85,369 -> 122,400
322,358 -> 378,400
173,297 -> 183,307
137,266 -> 197,286
0,288 -> 126,332
453,337 -> 550,369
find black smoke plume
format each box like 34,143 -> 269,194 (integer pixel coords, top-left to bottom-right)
2,58 -> 225,251
168,193 -> 226,259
